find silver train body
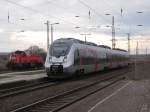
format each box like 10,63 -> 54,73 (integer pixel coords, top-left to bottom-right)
45,38 -> 129,78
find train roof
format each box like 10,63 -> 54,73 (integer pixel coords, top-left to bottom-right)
54,38 -> 83,44
53,38 -> 97,46
98,45 -> 111,49
113,48 -> 127,52
53,38 -> 127,53
86,42 -> 97,46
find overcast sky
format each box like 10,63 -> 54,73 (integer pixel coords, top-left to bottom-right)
0,0 -> 150,54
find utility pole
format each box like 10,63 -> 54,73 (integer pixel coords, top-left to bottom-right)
45,20 -> 49,51
80,33 -> 91,43
146,48 -> 147,56
105,14 -> 115,49
51,24 -> 53,45
127,33 -> 130,54
50,22 -> 59,44
134,41 -> 139,80
112,16 -> 116,49
136,41 -> 139,55
45,21 -> 59,51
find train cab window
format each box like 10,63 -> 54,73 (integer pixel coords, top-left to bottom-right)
50,43 -> 71,57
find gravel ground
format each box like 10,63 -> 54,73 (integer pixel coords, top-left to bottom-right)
60,80 -> 150,112
60,62 -> 150,112
0,55 -> 8,71
127,62 -> 150,80
0,68 -> 129,112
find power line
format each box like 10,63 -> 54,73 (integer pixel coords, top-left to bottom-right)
77,0 -> 129,39
45,0 -> 104,33
101,0 -> 121,15
4,0 -> 85,27
4,0 -> 100,35
45,0 -> 92,26
78,0 -> 110,23
93,0 -> 127,36
4,0 -> 106,31
4,0 -> 113,36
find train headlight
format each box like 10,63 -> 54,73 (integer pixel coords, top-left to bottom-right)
63,56 -> 67,63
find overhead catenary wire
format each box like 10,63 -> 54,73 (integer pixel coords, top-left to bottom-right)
81,0 -> 128,37
101,0 -> 121,15
3,0 -> 87,28
45,0 -> 94,29
3,0 -> 119,35
2,0 -> 108,36
3,0 -> 144,40
48,0 -> 125,33
77,0 -> 130,40
78,0 -> 111,23
45,0 -> 103,34
3,0 -> 102,36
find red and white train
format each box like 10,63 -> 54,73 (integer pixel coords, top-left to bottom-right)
45,38 -> 129,78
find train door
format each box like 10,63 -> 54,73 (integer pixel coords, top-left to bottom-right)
106,53 -> 112,69
74,48 -> 83,74
94,51 -> 98,72
74,49 -> 80,66
98,52 -> 107,70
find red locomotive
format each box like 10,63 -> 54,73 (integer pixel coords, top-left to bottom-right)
7,50 -> 44,69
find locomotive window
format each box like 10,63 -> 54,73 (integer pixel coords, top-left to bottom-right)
15,51 -> 26,55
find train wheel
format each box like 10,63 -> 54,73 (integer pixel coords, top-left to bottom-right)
75,69 -> 84,77
81,69 -> 84,74
104,66 -> 108,71
6,63 -> 10,69
38,63 -> 43,68
34,63 -> 43,69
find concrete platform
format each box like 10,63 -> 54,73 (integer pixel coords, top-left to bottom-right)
60,79 -> 150,112
0,70 -> 47,85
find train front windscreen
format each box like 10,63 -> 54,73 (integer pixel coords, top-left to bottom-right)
49,43 -> 71,57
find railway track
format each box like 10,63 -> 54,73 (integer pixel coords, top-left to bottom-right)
0,69 -> 45,76
11,72 -> 126,112
0,79 -> 59,99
